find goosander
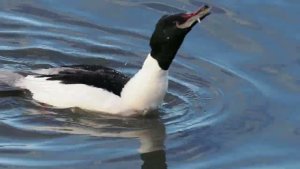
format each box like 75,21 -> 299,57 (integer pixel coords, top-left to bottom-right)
14,6 -> 211,116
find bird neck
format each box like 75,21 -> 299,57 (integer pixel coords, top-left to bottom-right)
120,54 -> 168,114
142,54 -> 167,72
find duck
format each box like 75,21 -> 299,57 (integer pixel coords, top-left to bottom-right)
13,5 -> 211,116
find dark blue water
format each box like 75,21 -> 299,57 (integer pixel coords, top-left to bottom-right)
0,0 -> 299,169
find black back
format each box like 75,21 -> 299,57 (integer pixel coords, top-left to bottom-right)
38,65 -> 130,96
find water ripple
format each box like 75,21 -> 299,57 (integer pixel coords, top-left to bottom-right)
12,4 -> 149,40
0,1 -> 278,168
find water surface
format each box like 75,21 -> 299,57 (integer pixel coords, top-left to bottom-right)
0,0 -> 299,169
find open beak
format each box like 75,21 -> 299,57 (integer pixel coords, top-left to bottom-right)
176,5 -> 211,29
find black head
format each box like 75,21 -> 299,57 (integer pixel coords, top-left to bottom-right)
150,5 -> 211,70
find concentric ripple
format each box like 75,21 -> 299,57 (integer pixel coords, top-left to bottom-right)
0,1 -> 281,169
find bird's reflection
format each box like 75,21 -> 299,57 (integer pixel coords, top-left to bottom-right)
26,109 -> 167,169
141,150 -> 167,169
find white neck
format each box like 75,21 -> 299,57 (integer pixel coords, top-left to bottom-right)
120,54 -> 168,115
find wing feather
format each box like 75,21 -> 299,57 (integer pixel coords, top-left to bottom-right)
37,65 -> 130,96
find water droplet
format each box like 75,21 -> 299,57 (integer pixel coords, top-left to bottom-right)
197,18 -> 201,23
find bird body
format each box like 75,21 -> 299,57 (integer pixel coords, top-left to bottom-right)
11,6 -> 211,116
16,55 -> 167,116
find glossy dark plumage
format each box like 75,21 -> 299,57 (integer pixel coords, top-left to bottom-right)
38,65 -> 130,96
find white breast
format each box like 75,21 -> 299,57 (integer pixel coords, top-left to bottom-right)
121,55 -> 168,114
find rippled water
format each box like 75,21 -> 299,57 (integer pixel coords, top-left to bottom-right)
0,0 -> 299,169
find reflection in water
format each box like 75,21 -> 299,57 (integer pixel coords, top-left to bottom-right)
141,150 -> 167,169
137,119 -> 167,169
9,105 -> 168,169
59,114 -> 167,169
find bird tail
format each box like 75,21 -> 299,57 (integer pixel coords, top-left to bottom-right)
0,71 -> 24,87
